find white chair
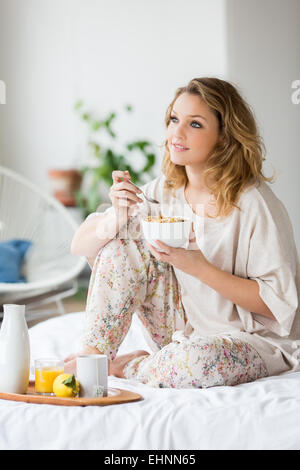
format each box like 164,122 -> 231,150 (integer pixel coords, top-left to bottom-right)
0,166 -> 87,319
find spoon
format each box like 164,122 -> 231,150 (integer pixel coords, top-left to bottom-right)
128,179 -> 160,205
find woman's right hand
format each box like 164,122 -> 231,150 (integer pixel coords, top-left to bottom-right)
109,170 -> 143,218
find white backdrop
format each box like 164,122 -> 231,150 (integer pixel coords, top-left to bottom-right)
226,0 -> 300,253
0,0 -> 226,180
0,0 -> 299,249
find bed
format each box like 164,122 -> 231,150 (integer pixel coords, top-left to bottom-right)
0,311 -> 300,450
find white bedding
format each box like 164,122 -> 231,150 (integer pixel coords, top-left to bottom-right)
1,312 -> 300,450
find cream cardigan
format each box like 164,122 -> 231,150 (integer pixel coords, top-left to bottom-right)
88,174 -> 300,377
137,175 -> 300,377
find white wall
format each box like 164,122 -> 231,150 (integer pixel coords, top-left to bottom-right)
0,0 -> 227,188
1,0 -> 299,249
226,0 -> 300,250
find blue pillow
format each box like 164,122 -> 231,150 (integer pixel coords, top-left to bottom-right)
0,239 -> 33,283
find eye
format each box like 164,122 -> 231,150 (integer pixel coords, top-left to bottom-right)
191,120 -> 202,128
169,115 -> 203,129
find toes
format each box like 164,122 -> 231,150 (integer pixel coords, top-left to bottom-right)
64,353 -> 77,363
136,350 -> 150,357
64,358 -> 77,375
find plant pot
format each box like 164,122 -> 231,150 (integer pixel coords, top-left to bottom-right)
47,169 -> 82,207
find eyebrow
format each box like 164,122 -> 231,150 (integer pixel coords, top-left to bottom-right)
172,109 -> 207,122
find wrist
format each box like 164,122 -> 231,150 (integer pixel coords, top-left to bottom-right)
115,208 -> 130,239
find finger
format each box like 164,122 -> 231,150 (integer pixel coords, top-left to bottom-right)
112,184 -> 143,200
189,232 -> 196,242
145,242 -> 166,261
117,198 -> 138,208
189,222 -> 196,241
155,240 -> 172,254
111,189 -> 143,203
112,170 -> 129,183
114,181 -> 143,195
112,194 -> 142,207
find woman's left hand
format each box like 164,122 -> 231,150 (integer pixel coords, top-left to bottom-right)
145,239 -> 210,279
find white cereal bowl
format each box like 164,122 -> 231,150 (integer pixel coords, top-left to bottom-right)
141,216 -> 192,251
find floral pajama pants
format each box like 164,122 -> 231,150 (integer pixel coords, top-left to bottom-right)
84,215 -> 268,389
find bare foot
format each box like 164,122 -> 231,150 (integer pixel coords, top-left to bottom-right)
64,357 -> 77,375
64,346 -> 113,375
64,348 -> 150,378
110,350 -> 150,378
64,355 -> 114,376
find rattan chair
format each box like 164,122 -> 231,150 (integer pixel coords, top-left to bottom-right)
0,165 -> 86,317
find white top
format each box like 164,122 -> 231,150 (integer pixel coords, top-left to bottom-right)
88,175 -> 300,377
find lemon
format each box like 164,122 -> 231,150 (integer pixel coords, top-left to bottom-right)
53,373 -> 80,398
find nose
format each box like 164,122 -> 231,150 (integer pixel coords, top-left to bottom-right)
173,122 -> 186,140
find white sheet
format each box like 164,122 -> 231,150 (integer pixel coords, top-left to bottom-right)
1,312 -> 300,450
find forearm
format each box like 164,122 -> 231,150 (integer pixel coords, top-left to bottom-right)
198,262 -> 276,320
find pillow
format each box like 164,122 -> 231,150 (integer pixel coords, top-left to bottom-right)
0,239 -> 32,283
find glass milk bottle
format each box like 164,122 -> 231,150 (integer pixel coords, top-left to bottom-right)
0,304 -> 30,393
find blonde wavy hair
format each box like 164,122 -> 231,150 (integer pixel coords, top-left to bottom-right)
162,77 -> 276,218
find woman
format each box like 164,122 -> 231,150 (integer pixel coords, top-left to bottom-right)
66,77 -> 300,388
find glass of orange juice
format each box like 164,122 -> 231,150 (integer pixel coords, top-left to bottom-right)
35,358 -> 64,395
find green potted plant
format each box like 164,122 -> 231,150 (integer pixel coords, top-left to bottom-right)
74,101 -> 157,218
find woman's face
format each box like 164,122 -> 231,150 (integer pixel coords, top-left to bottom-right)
167,92 -> 221,168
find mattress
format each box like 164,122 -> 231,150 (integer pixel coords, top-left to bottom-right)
0,311 -> 300,450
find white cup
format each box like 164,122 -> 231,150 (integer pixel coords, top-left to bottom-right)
76,355 -> 108,398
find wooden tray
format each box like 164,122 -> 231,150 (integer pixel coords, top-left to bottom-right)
0,381 -> 143,406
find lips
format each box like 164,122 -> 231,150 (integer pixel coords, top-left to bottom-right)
172,143 -> 189,151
